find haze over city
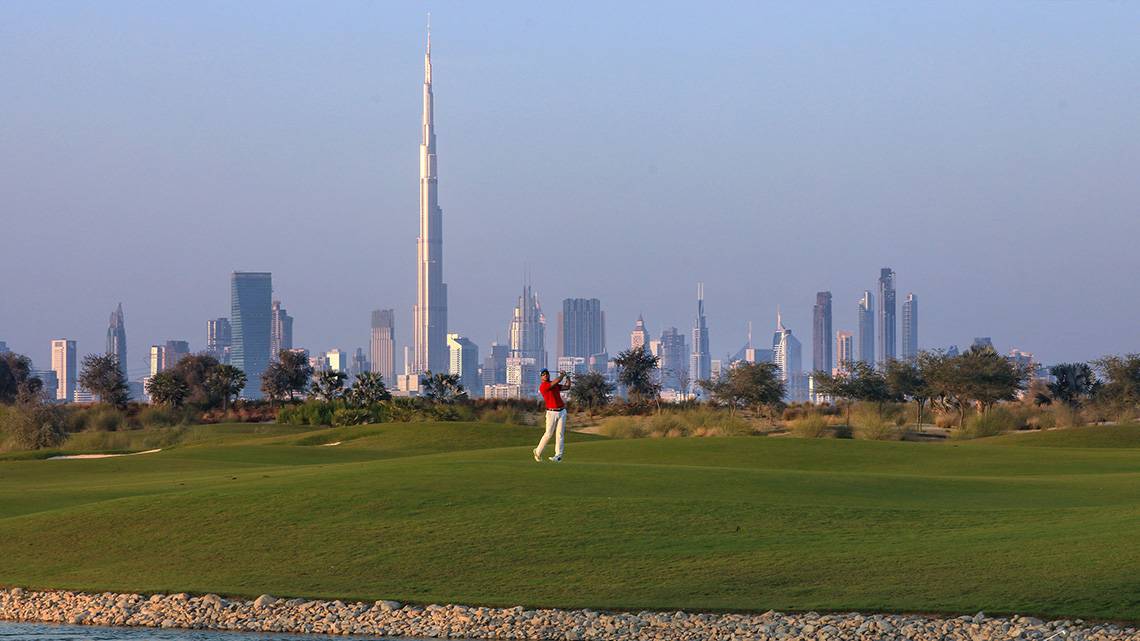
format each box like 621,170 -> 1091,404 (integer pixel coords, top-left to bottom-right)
2,1 -> 1138,377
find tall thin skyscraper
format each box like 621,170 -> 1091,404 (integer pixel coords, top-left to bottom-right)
207,318 -> 232,362
507,284 -> 546,397
629,315 -> 649,351
658,327 -> 688,391
270,300 -> 293,359
902,293 -> 918,361
164,340 -> 190,370
772,309 -> 803,400
877,267 -> 897,363
370,309 -> 396,385
413,25 -> 448,376
51,339 -> 76,402
106,303 -> 127,379
812,292 -> 832,374
835,330 -> 854,373
557,298 -> 605,361
857,291 -> 875,365
231,272 -> 272,399
690,283 -> 711,390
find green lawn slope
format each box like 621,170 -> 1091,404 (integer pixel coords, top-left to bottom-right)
1,421 -> 1138,620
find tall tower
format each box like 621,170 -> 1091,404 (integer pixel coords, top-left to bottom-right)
270,300 -> 294,359
877,267 -> 897,363
690,283 -> 711,391
370,309 -> 396,385
51,339 -> 77,402
629,315 -> 649,351
857,291 -> 875,365
902,293 -> 918,361
106,303 -> 127,379
812,292 -> 832,374
413,21 -> 448,375
231,271 -> 272,399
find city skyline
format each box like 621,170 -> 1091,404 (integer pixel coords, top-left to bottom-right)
2,4 -> 1137,371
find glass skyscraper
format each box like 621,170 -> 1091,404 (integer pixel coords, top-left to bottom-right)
230,272 -> 272,399
812,291 -> 832,374
902,293 -> 918,362
877,267 -> 897,363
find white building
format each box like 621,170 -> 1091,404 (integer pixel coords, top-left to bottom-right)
51,339 -> 76,402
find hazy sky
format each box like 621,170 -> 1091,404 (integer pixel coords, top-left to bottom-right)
2,1 -> 1137,379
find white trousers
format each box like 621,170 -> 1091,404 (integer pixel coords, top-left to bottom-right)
536,409 -> 567,458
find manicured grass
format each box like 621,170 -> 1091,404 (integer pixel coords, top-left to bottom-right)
979,423 -> 1140,448
1,421 -> 1138,620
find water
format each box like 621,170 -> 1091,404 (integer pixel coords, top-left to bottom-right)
0,622 -> 436,641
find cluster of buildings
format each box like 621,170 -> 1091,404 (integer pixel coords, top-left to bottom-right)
4,31 -> 1037,407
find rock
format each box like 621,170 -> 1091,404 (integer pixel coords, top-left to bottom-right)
375,600 -> 403,612
252,595 -> 278,609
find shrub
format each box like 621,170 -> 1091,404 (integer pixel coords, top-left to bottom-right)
790,414 -> 829,438
598,416 -> 646,439
332,408 -> 371,427
479,406 -> 524,425
0,403 -> 67,450
136,405 -> 186,428
1025,411 -> 1057,430
956,407 -> 1019,439
278,401 -> 336,426
851,404 -> 900,440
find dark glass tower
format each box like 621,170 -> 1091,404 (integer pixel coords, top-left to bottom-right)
106,303 -> 127,379
877,267 -> 897,363
557,298 -> 606,361
812,292 -> 832,374
231,272 -> 272,399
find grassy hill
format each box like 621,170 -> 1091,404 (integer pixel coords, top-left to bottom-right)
1,421 -> 1138,620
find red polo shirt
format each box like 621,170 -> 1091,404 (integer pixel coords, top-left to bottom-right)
539,381 -> 565,410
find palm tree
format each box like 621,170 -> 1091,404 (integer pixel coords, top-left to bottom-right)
207,365 -> 247,411
146,372 -> 188,407
1044,362 -> 1099,426
311,370 -> 348,402
347,372 -> 391,407
420,371 -> 467,403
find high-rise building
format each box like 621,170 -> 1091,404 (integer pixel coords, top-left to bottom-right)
370,309 -> 396,385
325,349 -> 348,373
207,318 -> 232,363
835,330 -> 854,373
630,315 -> 649,351
270,300 -> 294,359
658,327 -> 688,391
857,291 -> 875,365
877,268 -> 896,363
690,283 -> 711,393
772,310 -> 803,401
164,340 -> 190,370
231,271 -> 273,399
558,298 -> 605,361
447,333 -> 480,397
413,26 -> 449,376
149,345 -> 166,377
350,347 -> 369,377
50,339 -> 76,402
902,293 -> 918,361
106,303 -> 127,379
507,284 -> 546,397
0,341 -> 9,353
812,291 -> 832,374
481,342 -> 508,391
972,337 -> 994,350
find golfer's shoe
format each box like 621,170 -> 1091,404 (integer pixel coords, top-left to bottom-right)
533,448 -> 542,462
548,455 -> 562,463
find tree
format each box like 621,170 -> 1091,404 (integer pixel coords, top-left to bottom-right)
420,371 -> 467,403
146,371 -> 188,407
262,350 -> 313,403
168,353 -> 221,407
347,372 -> 391,407
206,365 -> 246,411
569,371 -> 615,416
704,362 -> 785,418
78,353 -> 129,409
846,361 -> 897,419
1044,362 -> 1099,426
1093,354 -> 1140,415
614,346 -> 661,405
0,352 -> 44,404
311,370 -> 348,402
812,369 -> 855,426
959,345 -> 1027,414
885,357 -> 932,428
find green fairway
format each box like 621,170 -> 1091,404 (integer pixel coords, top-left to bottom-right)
1,422 -> 1139,620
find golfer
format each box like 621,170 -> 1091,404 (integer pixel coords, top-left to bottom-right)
534,369 -> 570,462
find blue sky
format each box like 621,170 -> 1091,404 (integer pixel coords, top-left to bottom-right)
1,1 -> 1137,378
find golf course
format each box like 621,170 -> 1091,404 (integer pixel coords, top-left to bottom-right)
2,422 -> 1139,621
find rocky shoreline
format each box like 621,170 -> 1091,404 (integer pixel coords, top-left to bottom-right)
1,587 -> 1137,640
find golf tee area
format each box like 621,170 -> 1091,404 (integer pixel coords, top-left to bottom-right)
2,421 -> 1139,621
